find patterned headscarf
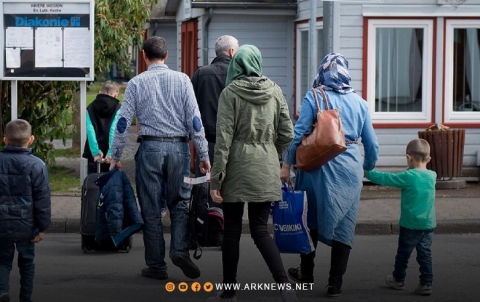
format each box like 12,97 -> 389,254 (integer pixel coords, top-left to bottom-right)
312,53 -> 354,94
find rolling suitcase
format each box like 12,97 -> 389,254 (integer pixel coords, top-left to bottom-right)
80,161 -> 133,253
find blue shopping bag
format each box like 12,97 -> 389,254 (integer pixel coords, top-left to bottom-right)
272,184 -> 315,254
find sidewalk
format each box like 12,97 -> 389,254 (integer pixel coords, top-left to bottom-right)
50,127 -> 480,235
49,182 -> 480,235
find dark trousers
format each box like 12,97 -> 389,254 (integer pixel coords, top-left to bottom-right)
393,226 -> 434,286
222,202 -> 288,295
0,239 -> 35,302
300,229 -> 351,288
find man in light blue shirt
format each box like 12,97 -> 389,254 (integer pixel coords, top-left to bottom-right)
110,36 -> 210,280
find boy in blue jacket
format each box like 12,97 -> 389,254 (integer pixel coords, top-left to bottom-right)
365,139 -> 436,296
0,119 -> 51,302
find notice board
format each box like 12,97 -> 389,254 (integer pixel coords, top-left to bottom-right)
0,0 -> 94,81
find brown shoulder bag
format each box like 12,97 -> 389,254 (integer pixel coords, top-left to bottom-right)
296,87 -> 347,172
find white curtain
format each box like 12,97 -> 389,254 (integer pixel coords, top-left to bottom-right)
464,29 -> 480,108
375,28 -> 422,112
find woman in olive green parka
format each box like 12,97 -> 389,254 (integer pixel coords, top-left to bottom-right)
208,45 -> 297,302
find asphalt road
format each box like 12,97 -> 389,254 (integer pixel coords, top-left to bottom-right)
5,234 -> 480,302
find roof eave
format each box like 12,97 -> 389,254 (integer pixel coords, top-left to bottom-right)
191,2 -> 297,9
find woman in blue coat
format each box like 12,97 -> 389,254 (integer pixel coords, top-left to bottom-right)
280,53 -> 379,298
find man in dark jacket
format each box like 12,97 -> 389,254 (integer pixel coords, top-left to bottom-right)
0,119 -> 51,302
191,35 -> 239,175
82,81 -> 121,174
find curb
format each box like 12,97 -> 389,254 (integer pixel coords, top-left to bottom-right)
49,219 -> 480,235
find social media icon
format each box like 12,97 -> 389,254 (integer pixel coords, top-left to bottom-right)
203,282 -> 213,292
178,282 -> 188,292
191,282 -> 201,292
165,282 -> 175,292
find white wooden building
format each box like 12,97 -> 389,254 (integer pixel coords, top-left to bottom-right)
145,0 -> 480,175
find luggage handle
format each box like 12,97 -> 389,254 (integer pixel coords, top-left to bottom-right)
96,158 -> 105,173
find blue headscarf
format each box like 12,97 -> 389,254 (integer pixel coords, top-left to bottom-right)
312,53 -> 354,94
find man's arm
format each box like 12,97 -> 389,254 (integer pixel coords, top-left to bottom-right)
110,81 -> 137,163
182,75 -> 209,162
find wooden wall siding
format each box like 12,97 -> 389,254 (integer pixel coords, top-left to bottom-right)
368,129 -> 480,167
294,0 -> 480,169
207,15 -> 294,98
150,23 -> 178,72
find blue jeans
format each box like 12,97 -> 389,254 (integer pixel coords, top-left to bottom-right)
0,239 -> 35,302
393,227 -> 434,286
135,140 -> 191,272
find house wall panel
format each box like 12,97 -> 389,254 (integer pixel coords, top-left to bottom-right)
150,23 -> 178,71
207,14 -> 294,101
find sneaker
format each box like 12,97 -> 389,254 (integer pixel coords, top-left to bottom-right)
385,275 -> 405,290
141,267 -> 168,280
172,254 -> 201,279
207,292 -> 237,302
0,293 -> 10,302
415,283 -> 432,295
281,288 -> 298,302
326,285 -> 342,298
287,267 -> 314,284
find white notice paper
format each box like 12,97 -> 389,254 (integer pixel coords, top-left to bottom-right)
6,27 -> 34,49
64,28 -> 90,68
6,48 -> 21,68
35,28 -> 63,68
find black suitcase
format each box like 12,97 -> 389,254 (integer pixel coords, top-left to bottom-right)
80,161 -> 133,253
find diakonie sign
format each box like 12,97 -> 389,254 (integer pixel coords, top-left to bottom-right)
0,1 -> 94,81
15,16 -> 79,27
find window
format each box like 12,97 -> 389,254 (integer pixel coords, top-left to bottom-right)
366,19 -> 434,124
444,19 -> 480,123
295,21 -> 323,117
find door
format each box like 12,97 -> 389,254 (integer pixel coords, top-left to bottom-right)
181,19 -> 199,171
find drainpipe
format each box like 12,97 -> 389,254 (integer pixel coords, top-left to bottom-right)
152,21 -> 158,36
203,8 -> 213,67
308,0 -> 317,87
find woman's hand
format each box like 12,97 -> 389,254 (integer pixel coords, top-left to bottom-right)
280,163 -> 291,183
210,189 -> 224,203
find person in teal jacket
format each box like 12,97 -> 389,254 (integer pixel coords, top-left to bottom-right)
365,138 -> 436,296
82,81 -> 121,174
281,53 -> 379,298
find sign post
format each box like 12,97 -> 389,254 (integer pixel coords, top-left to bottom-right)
0,0 -> 94,183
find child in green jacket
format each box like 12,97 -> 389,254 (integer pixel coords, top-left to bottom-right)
365,139 -> 436,296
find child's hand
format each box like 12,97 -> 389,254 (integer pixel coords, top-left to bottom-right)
93,153 -> 104,163
31,232 -> 45,243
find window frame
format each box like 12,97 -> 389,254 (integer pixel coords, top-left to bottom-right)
365,18 -> 435,126
294,20 -> 323,119
444,18 -> 480,124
